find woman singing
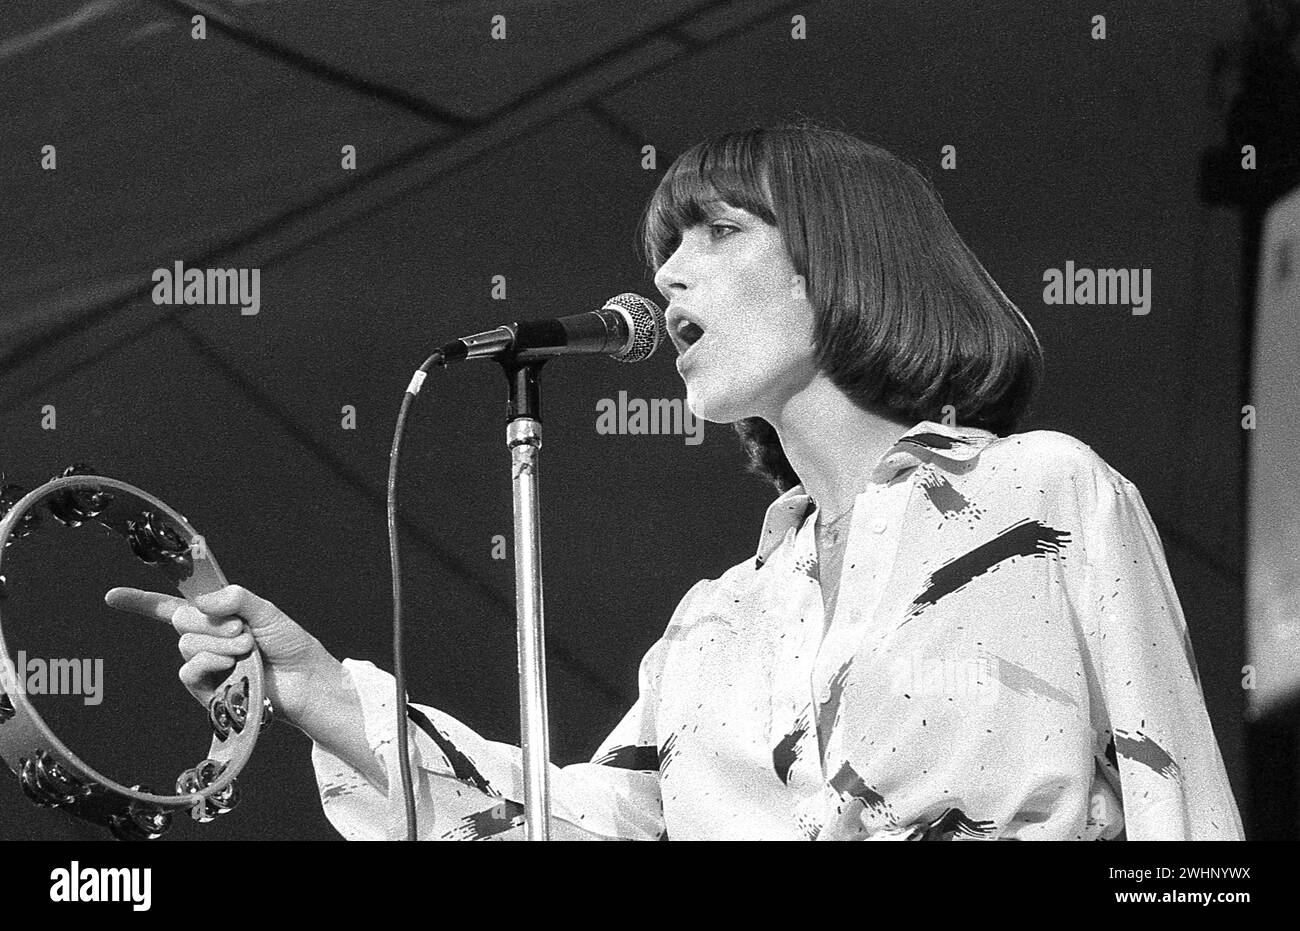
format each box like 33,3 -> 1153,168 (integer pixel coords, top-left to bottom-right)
107,123 -> 1244,840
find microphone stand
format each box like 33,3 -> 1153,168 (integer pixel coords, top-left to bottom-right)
499,355 -> 552,840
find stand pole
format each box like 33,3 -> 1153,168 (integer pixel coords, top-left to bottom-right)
502,359 -> 551,840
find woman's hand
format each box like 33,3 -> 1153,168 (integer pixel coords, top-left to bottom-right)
104,584 -> 339,732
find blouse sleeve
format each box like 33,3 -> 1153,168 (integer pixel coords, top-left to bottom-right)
1076,464 -> 1245,840
310,636 -> 670,841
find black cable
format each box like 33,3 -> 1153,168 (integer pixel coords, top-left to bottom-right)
388,348 -> 447,841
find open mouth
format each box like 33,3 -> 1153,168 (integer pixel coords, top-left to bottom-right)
677,319 -> 705,349
667,306 -> 708,362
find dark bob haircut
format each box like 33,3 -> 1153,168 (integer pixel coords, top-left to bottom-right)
638,121 -> 1044,493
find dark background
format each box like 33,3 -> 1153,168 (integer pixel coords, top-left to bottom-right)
0,0 -> 1292,840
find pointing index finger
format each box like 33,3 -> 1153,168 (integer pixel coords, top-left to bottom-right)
104,587 -> 188,624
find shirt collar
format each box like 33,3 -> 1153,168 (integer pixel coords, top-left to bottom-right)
753,420 -> 998,567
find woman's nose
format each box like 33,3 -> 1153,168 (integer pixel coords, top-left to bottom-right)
654,240 -> 691,299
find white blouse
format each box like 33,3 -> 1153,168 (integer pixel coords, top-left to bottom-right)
311,420 -> 1245,840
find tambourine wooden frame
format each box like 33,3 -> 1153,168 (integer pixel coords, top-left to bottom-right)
0,474 -> 265,838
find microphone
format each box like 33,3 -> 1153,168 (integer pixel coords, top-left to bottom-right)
436,293 -> 666,364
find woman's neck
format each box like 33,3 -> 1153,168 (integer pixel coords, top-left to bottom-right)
767,374 -> 914,515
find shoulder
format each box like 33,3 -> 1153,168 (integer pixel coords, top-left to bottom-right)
984,428 -> 1103,471
964,429 -> 1144,527
666,547 -> 781,619
981,428 -> 1127,490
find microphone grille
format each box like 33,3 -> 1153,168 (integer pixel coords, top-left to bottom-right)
604,293 -> 666,363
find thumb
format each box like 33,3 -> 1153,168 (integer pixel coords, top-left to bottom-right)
191,585 -> 282,630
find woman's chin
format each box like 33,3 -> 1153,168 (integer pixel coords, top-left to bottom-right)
683,388 -> 749,425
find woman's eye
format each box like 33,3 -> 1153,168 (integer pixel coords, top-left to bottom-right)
709,223 -> 737,239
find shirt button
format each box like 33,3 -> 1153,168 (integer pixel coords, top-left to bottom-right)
871,519 -> 887,533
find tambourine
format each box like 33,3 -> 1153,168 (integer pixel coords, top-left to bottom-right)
0,465 -> 268,840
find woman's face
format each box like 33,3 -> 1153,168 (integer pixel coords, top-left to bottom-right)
654,200 -> 819,424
